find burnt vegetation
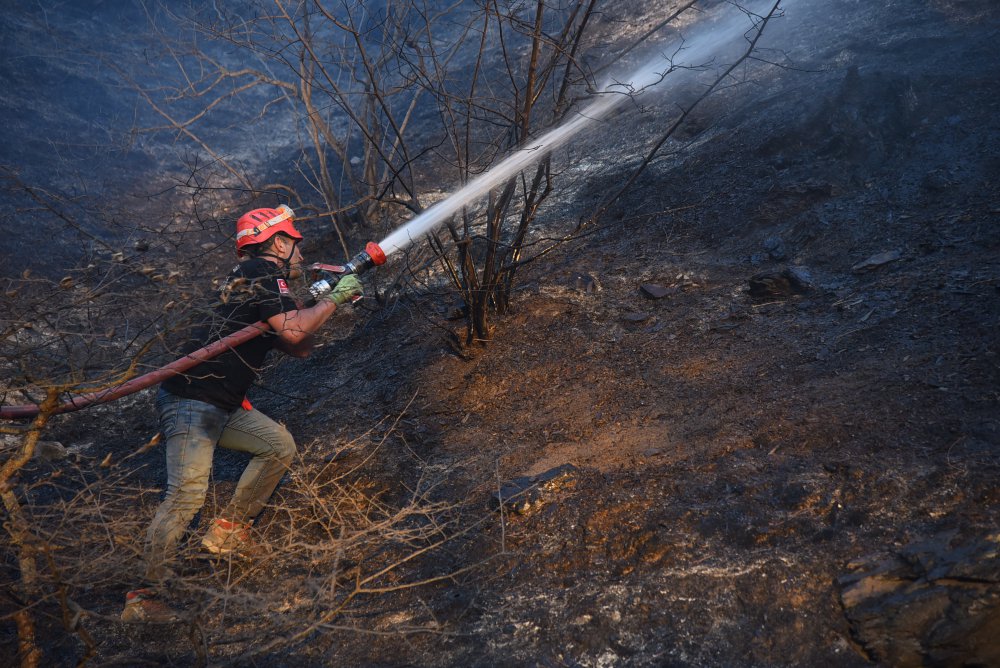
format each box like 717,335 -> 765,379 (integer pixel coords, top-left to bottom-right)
2,0 -> 1000,666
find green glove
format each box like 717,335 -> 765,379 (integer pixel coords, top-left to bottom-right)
325,274 -> 363,305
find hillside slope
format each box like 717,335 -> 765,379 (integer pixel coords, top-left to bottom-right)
287,1 -> 1000,664
5,0 -> 999,665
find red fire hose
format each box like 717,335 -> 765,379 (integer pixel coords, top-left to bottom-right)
0,322 -> 269,420
0,240 -> 387,421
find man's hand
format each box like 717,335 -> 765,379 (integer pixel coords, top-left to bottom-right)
269,275 -> 363,348
324,274 -> 363,306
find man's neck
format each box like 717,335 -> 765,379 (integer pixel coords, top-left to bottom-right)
251,254 -> 288,276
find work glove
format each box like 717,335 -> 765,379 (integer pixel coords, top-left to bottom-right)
324,274 -> 363,306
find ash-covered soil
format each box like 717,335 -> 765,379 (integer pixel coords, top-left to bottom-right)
4,1 -> 999,666
306,3 -> 999,665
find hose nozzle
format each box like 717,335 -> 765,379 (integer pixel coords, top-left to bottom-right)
344,242 -> 387,275
307,242 -> 387,303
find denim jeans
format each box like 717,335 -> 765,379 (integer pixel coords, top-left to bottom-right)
144,389 -> 296,582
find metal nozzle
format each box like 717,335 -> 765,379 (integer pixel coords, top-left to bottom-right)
308,278 -> 334,301
343,242 -> 387,276
305,242 -> 387,305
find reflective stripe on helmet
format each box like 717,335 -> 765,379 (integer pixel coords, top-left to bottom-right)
235,204 -> 295,242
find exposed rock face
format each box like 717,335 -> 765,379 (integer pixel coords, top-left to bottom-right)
493,464 -> 581,515
839,532 -> 1000,667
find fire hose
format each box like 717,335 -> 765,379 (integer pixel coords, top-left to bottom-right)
0,242 -> 386,421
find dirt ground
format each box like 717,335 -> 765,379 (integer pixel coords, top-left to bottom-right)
4,0 -> 999,665
338,2 -> 1000,663
229,2 -> 1000,664
299,2 -> 1000,664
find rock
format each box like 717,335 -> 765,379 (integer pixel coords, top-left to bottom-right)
574,273 -> 600,294
621,312 -> 651,322
785,265 -> 814,289
1,435 -> 19,452
748,267 -> 813,300
640,283 -> 674,299
763,235 -> 786,261
709,321 -> 741,332
492,464 -> 580,515
852,250 -> 902,272
322,449 -> 352,464
838,532 -> 1000,667
33,440 -> 68,462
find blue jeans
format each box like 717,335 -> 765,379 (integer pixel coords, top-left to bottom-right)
144,389 -> 296,582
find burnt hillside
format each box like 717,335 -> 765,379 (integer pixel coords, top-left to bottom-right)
2,0 -> 999,665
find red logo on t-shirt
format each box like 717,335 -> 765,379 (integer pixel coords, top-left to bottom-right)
276,279 -> 290,294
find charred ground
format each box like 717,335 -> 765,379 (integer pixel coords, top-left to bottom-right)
4,0 -> 1000,666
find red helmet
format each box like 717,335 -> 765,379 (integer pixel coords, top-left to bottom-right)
235,204 -> 303,257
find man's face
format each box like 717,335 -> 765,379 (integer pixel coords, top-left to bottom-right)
270,234 -> 305,279
284,238 -> 305,280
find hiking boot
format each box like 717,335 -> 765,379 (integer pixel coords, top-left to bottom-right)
200,518 -> 252,556
121,588 -> 180,623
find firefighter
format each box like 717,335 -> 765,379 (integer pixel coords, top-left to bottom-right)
122,205 -> 362,622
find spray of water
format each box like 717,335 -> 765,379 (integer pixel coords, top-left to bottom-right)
377,6 -> 765,258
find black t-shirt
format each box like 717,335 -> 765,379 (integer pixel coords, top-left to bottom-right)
161,257 -> 299,411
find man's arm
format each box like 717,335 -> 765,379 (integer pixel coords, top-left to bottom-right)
272,332 -> 318,358
267,300 -> 338,351
265,274 -> 364,355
